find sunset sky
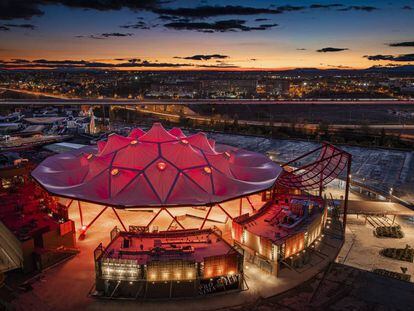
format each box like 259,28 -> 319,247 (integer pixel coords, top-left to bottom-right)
0,0 -> 413,70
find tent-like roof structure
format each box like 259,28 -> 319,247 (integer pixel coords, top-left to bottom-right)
32,123 -> 282,208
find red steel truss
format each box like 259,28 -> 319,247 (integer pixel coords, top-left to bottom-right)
277,143 -> 351,193
277,143 -> 352,232
70,198 -> 247,237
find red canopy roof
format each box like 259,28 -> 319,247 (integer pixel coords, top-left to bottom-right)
32,123 -> 282,208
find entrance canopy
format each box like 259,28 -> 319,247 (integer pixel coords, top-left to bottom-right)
32,123 -> 282,208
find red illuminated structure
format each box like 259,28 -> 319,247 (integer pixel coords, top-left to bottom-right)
28,123 -> 353,298
32,123 -> 282,235
276,143 -> 352,231
31,123 -> 351,237
0,169 -> 76,273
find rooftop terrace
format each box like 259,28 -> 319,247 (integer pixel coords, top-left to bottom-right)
101,228 -> 235,265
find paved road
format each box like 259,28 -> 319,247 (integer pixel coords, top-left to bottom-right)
132,106 -> 414,131
1,87 -> 414,105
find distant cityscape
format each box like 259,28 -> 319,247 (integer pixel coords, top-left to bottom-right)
1,69 -> 414,100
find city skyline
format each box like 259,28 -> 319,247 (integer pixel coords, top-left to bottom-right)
0,0 -> 413,70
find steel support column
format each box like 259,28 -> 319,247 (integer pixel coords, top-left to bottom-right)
343,157 -> 352,234
111,207 -> 127,231
239,198 -> 243,216
83,205 -> 108,234
66,199 -> 74,208
200,205 -> 213,229
319,172 -> 324,197
77,200 -> 84,227
145,208 -> 163,229
217,204 -> 233,220
163,208 -> 185,230
246,196 -> 256,212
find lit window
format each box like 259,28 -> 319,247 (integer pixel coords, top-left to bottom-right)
157,162 -> 167,171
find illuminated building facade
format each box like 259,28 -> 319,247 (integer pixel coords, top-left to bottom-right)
94,227 -> 243,298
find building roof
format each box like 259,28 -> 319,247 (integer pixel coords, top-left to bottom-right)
236,195 -> 324,244
32,123 -> 282,208
102,229 -> 235,265
19,125 -> 45,134
43,142 -> 87,154
23,117 -> 66,125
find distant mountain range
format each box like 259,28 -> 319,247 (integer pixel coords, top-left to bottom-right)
276,65 -> 414,76
1,65 -> 414,76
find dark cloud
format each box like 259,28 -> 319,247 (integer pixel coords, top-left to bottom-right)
11,59 -> 30,63
258,23 -> 278,29
364,54 -> 414,62
174,54 -> 229,61
164,19 -> 278,32
309,4 -> 344,9
296,48 -> 307,50
157,15 -> 192,22
197,63 -> 239,68
338,6 -> 378,12
0,1 -> 44,20
75,35 -> 105,40
402,5 -> 412,10
154,5 -> 284,18
4,23 -> 36,30
76,32 -> 133,39
0,57 -> 243,70
0,0 -> 161,20
388,41 -> 414,47
120,21 -> 151,30
0,1 -> 383,22
101,32 -> 133,37
0,58 -> 196,69
115,58 -> 142,63
371,63 -> 413,68
0,25 -> 10,31
276,5 -> 305,12
254,18 -> 269,22
325,64 -> 352,69
317,47 -> 349,52
47,0 -> 160,11
158,15 -> 175,20
32,59 -> 90,65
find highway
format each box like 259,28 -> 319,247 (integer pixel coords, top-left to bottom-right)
2,88 -> 414,137
1,88 -> 414,106
0,87 -> 73,100
2,98 -> 414,106
130,106 -> 414,132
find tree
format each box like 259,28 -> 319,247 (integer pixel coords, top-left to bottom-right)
317,121 -> 330,139
379,127 -> 386,146
232,113 -> 239,129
